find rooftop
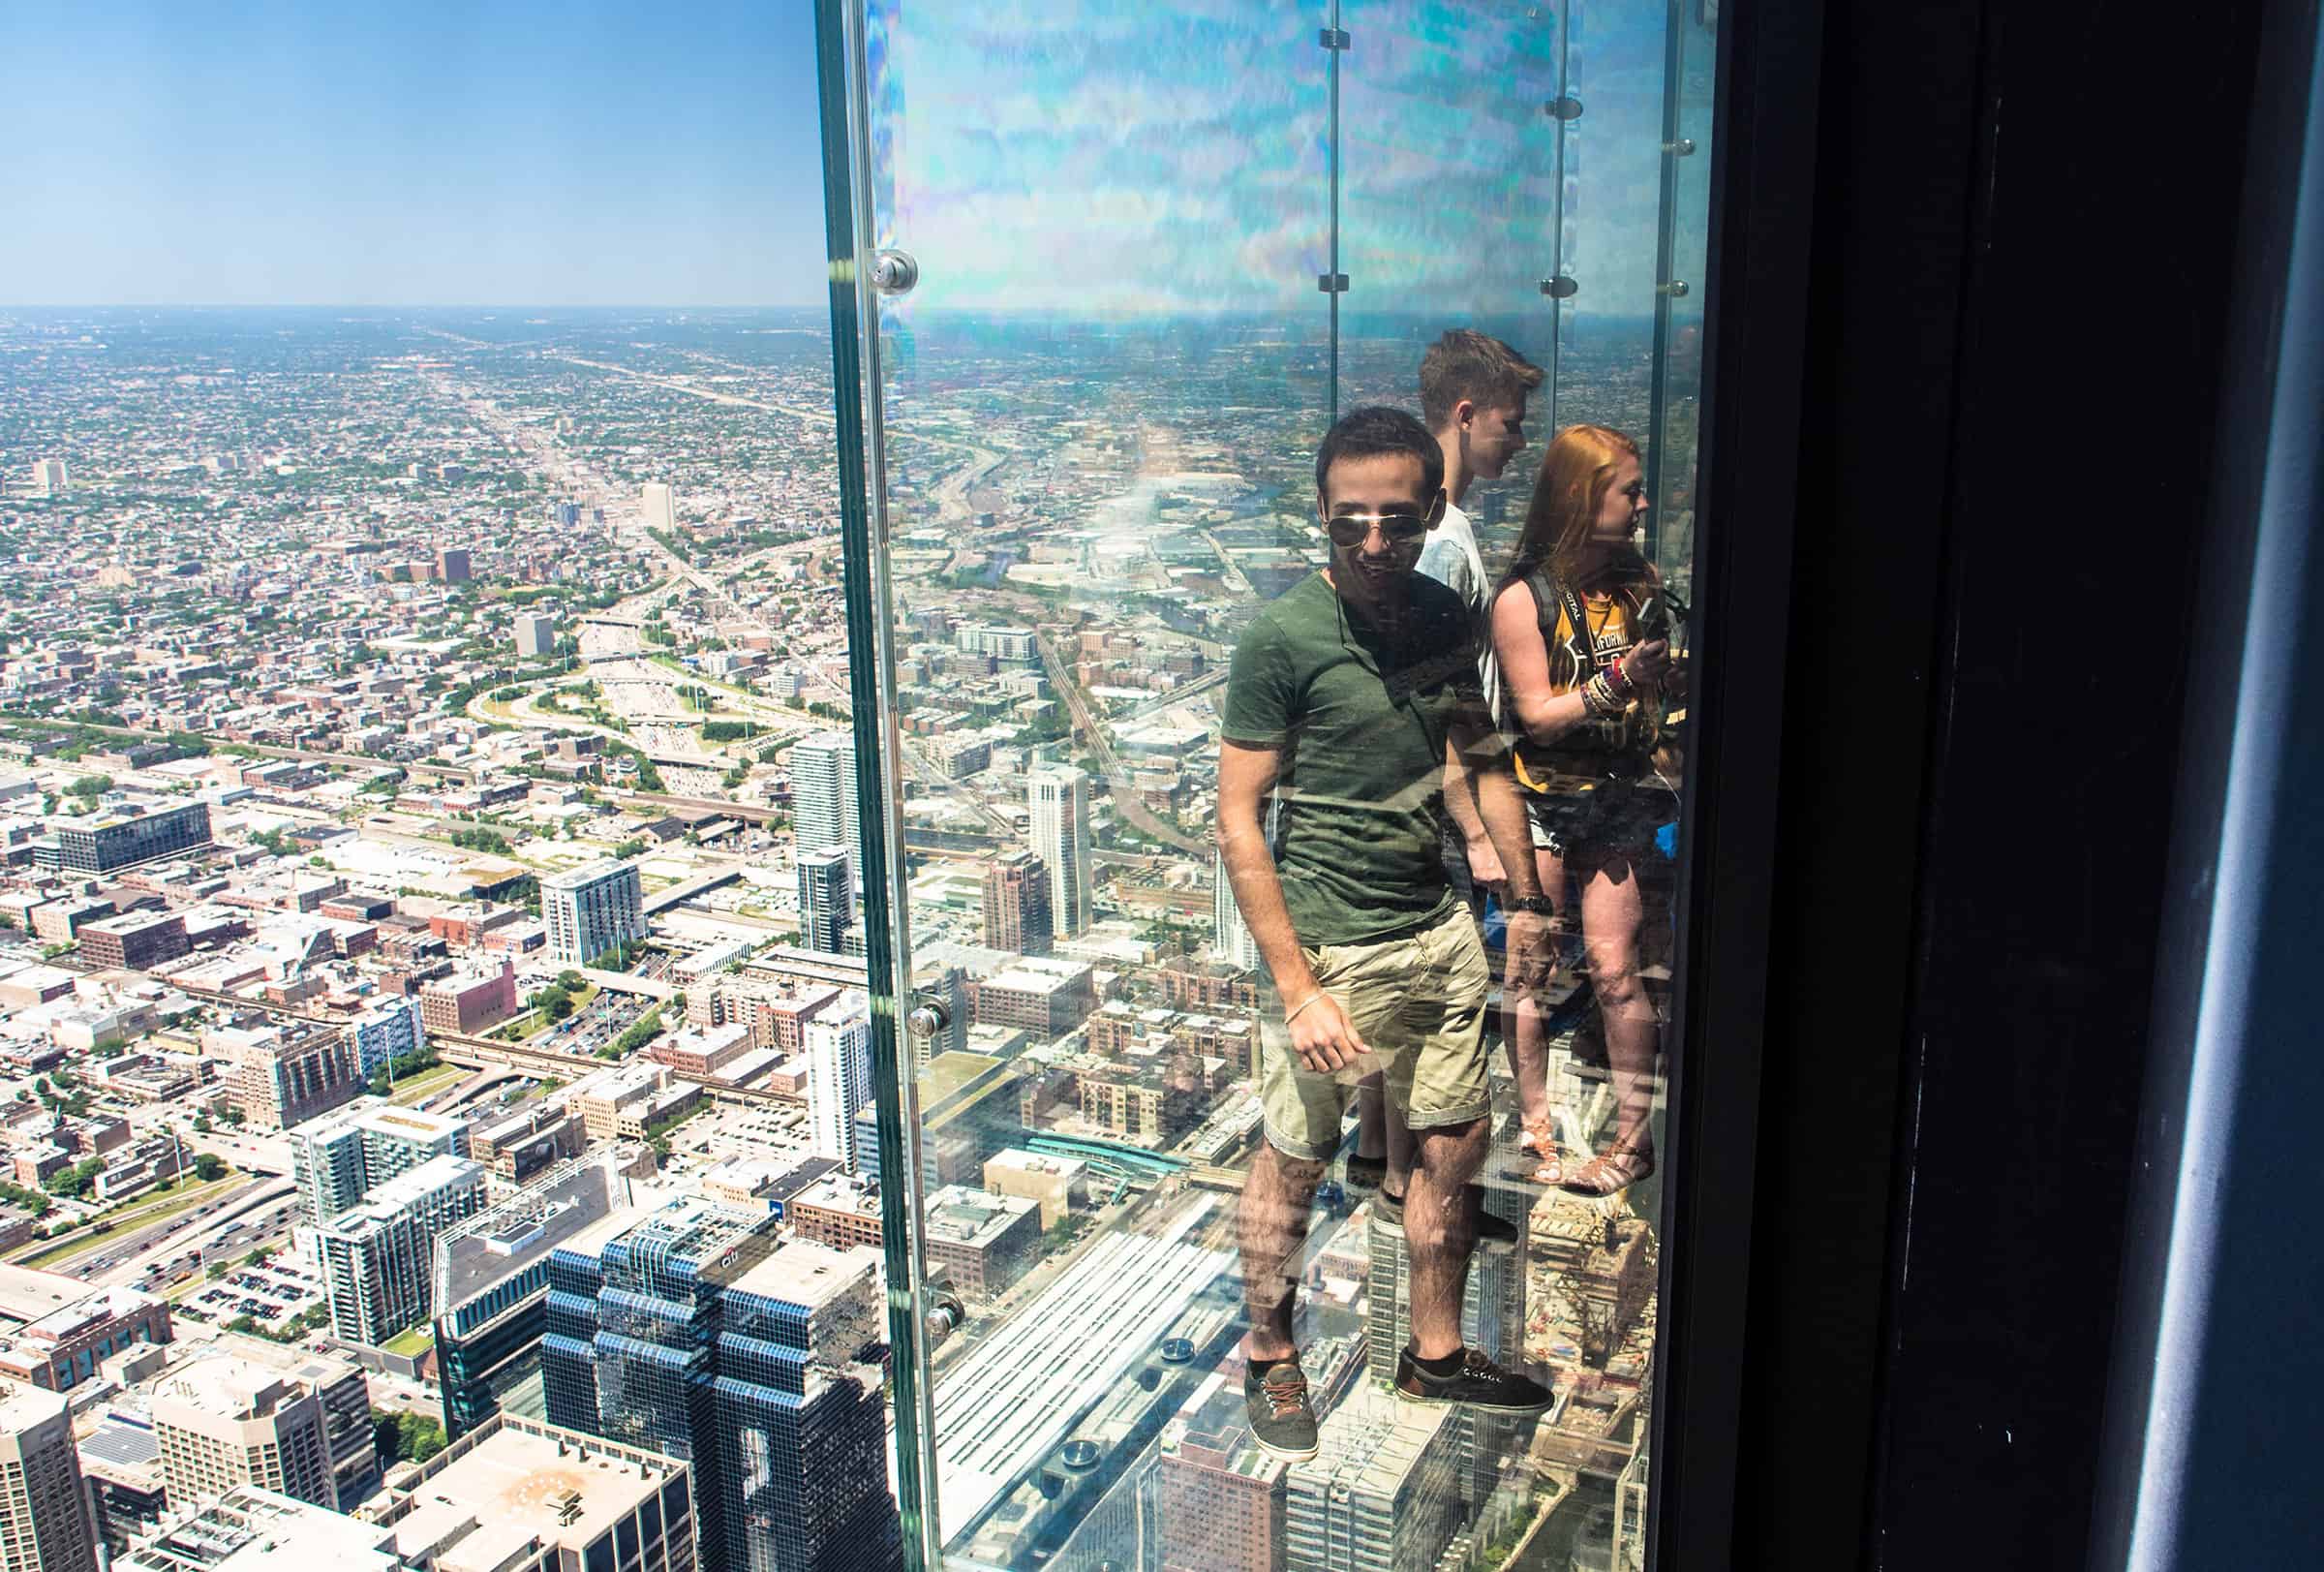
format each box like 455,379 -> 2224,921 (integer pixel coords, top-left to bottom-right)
126,1486 -> 400,1570
384,1416 -> 686,1571
541,859 -> 633,891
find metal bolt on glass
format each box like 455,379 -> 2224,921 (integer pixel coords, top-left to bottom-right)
904,994 -> 950,1041
870,248 -> 919,296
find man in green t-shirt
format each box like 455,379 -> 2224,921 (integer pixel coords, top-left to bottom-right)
1220,406 -> 1555,1460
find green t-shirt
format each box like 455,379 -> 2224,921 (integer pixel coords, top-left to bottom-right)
1221,571 -> 1485,946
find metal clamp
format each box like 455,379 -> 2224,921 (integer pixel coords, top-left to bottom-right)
1541,276 -> 1580,299
1544,96 -> 1585,121
904,992 -> 952,1042
870,249 -> 919,296
1317,273 -> 1349,294
1318,27 -> 1350,49
1665,138 -> 1697,155
924,1277 -> 966,1344
1659,280 -> 1692,298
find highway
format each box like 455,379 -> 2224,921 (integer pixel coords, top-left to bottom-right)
1036,632 -> 1207,855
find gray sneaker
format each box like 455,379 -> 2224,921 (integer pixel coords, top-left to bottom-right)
1244,1359 -> 1320,1461
1393,1346 -> 1554,1414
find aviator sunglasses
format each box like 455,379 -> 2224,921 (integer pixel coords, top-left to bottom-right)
1324,503 -> 1440,548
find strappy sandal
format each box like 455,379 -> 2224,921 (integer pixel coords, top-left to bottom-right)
1562,1138 -> 1656,1196
1519,1116 -> 1563,1186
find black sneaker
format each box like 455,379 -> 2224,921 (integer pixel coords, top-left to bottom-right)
1372,1187 -> 1522,1245
1244,1359 -> 1320,1461
1393,1346 -> 1555,1414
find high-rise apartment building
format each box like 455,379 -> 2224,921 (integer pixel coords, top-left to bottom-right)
541,1197 -> 901,1572
1284,1387 -> 1462,1572
642,481 -> 677,534
981,848 -> 1054,956
149,1359 -> 336,1511
316,1156 -> 486,1348
290,1102 -> 471,1227
432,1158 -> 627,1440
31,801 -> 209,877
1027,767 -> 1093,938
207,1022 -> 361,1132
366,1413 -> 695,1572
1210,846 -> 1259,973
28,461 -> 67,499
805,992 -> 872,1172
346,996 -> 423,1083
795,846 -> 854,954
434,547 -> 473,583
789,730 -> 860,861
513,610 -> 556,658
0,1380 -> 99,1572
541,860 -> 645,967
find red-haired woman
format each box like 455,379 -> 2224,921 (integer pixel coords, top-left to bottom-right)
1490,424 -> 1676,1195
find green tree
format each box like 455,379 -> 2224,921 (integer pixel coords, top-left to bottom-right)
192,1154 -> 226,1182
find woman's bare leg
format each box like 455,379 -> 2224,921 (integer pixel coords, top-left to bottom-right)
1575,847 -> 1656,1155
1504,845 -> 1567,1128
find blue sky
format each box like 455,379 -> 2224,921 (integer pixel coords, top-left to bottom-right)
2,0 -> 1699,316
2,0 -> 830,306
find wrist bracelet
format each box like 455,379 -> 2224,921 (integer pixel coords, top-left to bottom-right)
1283,992 -> 1329,1028
1605,658 -> 1635,695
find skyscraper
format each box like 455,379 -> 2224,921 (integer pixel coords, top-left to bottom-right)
316,1156 -> 486,1347
1284,1387 -> 1461,1572
541,1197 -> 901,1572
1027,766 -> 1093,939
542,859 -> 645,967
28,461 -> 66,499
345,996 -> 423,1084
513,610 -> 556,658
796,846 -> 854,954
789,730 -> 861,862
149,1359 -> 336,1511
1210,845 -> 1259,973
291,1102 -> 471,1227
805,993 -> 873,1173
0,1380 -> 98,1572
981,848 -> 1054,956
432,1157 -> 628,1440
642,481 -> 677,534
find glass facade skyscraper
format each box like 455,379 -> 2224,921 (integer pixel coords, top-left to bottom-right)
542,1196 -> 900,1572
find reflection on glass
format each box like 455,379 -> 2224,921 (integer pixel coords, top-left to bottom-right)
827,1 -> 1716,1569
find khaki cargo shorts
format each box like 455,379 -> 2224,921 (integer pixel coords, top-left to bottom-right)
1258,907 -> 1492,1161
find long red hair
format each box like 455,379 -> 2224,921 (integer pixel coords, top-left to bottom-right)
1501,424 -> 1658,687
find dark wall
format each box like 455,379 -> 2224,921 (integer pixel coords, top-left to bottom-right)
1705,0 -> 2296,1565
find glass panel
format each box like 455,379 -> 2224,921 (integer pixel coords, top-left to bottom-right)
821,2 -> 1719,1568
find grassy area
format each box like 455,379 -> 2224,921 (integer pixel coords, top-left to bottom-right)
383,1324 -> 435,1358
10,1171 -> 239,1271
386,1063 -> 468,1106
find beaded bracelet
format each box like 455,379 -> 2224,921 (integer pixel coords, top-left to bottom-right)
1582,674 -> 1624,717
1604,657 -> 1636,696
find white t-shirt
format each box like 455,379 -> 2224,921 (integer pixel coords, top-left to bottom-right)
1416,501 -> 1500,717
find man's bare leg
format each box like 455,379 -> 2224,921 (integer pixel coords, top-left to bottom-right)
1239,1140 -> 1327,1362
1404,1117 -> 1491,1360
1356,1073 -> 1388,1164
